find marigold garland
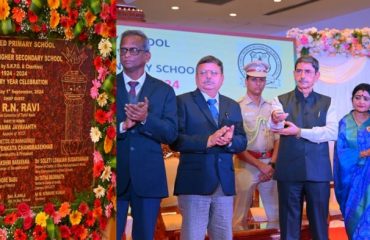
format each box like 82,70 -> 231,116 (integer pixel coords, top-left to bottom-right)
0,0 -> 116,239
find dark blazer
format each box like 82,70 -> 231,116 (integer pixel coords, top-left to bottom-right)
116,72 -> 178,198
172,89 -> 247,196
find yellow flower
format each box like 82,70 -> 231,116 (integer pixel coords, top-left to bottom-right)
69,210 -> 82,225
90,127 -> 102,143
93,185 -> 105,198
47,0 -> 60,9
49,10 -> 60,29
100,166 -> 112,182
0,0 -> 10,21
97,92 -> 108,107
98,38 -> 112,58
35,212 -> 48,227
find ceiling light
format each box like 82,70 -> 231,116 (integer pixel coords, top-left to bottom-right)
171,6 -> 180,10
229,13 -> 237,17
274,0 -> 282,2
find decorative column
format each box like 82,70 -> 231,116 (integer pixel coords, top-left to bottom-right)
61,46 -> 88,155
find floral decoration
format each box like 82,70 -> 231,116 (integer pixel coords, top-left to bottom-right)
0,0 -> 116,239
287,27 -> 370,57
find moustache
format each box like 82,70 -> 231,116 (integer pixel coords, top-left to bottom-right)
203,79 -> 214,84
298,78 -> 309,83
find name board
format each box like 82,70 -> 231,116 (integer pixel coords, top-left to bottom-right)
0,37 -> 94,207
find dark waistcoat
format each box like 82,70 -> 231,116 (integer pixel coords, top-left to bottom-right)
274,88 -> 332,181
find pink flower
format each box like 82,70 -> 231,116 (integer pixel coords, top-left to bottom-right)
93,150 -> 103,164
0,229 -> 7,239
92,79 -> 102,88
111,172 -> 116,187
52,211 -> 61,224
104,203 -> 113,218
97,67 -> 108,82
299,35 -> 309,46
90,86 -> 99,99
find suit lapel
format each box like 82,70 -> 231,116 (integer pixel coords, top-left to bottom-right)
192,89 -> 218,128
219,95 -> 229,126
137,74 -> 155,102
118,72 -> 129,105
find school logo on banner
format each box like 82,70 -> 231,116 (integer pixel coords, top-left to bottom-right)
238,44 -> 282,88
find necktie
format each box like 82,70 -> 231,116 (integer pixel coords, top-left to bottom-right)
128,81 -> 139,103
207,99 -> 219,125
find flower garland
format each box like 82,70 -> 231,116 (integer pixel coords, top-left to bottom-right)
287,27 -> 370,57
0,0 -> 116,239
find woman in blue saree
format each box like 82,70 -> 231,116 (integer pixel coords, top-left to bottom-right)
334,83 -> 370,239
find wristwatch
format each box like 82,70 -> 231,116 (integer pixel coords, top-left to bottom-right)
268,162 -> 276,169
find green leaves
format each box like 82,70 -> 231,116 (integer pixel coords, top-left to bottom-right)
0,19 -> 15,35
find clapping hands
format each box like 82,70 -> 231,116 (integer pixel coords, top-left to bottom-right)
123,97 -> 149,130
207,125 -> 235,147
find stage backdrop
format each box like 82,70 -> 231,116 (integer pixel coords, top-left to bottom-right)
117,22 -> 296,101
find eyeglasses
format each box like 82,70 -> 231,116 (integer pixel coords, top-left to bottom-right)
294,69 -> 315,75
121,47 -> 147,56
198,70 -> 220,76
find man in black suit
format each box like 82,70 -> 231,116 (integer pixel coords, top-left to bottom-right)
171,55 -> 247,240
270,56 -> 338,240
116,30 -> 178,240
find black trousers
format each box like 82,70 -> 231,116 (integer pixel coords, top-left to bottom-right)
277,181 -> 330,240
117,182 -> 161,240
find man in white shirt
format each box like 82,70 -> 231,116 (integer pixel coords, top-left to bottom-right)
270,55 -> 338,240
116,30 -> 178,240
171,55 -> 247,240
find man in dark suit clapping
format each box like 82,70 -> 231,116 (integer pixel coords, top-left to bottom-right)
116,30 -> 178,240
171,55 -> 247,240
